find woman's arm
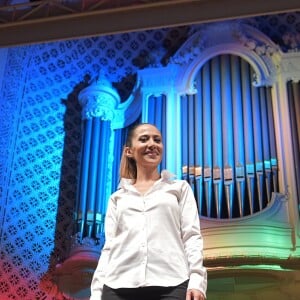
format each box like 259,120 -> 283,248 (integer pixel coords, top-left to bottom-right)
90,197 -> 117,300
179,181 -> 207,299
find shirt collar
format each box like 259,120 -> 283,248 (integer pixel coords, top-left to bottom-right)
118,170 -> 176,190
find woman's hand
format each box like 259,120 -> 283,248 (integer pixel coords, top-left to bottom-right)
186,289 -> 205,300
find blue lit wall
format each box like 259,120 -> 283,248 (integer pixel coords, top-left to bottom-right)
0,13 -> 299,299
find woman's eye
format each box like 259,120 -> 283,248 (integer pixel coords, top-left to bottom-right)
138,136 -> 161,143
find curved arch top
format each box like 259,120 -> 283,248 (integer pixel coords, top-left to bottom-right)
169,21 -> 282,94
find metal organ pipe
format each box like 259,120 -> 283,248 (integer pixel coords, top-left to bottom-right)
211,57 -> 223,218
221,55 -> 234,218
231,55 -> 245,217
202,62 -> 213,217
78,119 -> 92,239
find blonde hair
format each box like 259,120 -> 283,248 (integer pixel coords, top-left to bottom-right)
119,146 -> 137,179
119,124 -> 141,179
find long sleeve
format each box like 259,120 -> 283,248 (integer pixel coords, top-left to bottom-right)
90,245 -> 109,300
90,197 -> 117,300
179,181 -> 207,297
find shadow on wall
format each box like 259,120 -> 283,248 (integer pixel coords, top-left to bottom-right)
39,74 -> 91,299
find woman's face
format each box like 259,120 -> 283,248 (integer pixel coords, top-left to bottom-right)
125,124 -> 163,168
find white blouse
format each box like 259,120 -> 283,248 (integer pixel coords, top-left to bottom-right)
90,171 -> 207,299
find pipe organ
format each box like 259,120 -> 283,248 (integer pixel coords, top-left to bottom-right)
137,21 -> 300,296
55,21 -> 300,299
180,55 -> 278,219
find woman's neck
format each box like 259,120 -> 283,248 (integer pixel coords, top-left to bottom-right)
133,168 -> 160,195
135,167 -> 160,183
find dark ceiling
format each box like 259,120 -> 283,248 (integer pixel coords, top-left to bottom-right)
0,0 -> 299,47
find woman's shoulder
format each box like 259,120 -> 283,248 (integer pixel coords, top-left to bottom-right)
160,170 -> 190,187
109,178 -> 133,198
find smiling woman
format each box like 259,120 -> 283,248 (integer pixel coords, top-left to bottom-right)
90,123 -> 207,300
123,124 -> 163,184
123,124 -> 163,195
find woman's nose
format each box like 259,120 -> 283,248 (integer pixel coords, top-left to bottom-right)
148,138 -> 156,147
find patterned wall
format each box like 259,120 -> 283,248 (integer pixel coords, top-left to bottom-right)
0,12 -> 299,300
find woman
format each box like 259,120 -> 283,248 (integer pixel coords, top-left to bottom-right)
90,123 -> 207,300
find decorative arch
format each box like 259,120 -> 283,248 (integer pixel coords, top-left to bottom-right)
170,21 -> 281,94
